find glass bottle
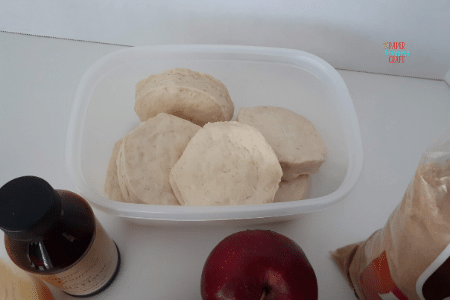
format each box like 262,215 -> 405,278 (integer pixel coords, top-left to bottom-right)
0,176 -> 121,297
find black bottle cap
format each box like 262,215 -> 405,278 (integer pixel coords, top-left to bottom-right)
0,176 -> 62,240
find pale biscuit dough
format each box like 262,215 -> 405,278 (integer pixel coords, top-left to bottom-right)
104,139 -> 125,202
116,145 -> 141,203
120,113 -> 201,205
135,68 -> 234,126
169,121 -> 282,206
236,106 -> 327,180
274,175 -> 311,202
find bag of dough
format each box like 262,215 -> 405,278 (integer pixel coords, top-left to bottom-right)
332,126 -> 450,300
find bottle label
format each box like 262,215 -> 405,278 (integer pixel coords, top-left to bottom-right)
37,219 -> 119,296
416,243 -> 450,300
359,251 -> 408,300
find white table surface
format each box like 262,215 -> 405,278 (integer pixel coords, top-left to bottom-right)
1,31 -> 450,299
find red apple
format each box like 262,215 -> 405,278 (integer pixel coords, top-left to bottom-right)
201,230 -> 318,300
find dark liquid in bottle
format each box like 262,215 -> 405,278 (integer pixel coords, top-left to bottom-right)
5,190 -> 95,274
1,176 -> 120,297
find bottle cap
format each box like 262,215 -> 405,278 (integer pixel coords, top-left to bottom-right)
0,176 -> 62,240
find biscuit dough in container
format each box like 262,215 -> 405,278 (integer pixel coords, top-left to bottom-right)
66,45 -> 363,226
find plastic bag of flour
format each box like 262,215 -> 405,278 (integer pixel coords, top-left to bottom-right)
332,126 -> 450,300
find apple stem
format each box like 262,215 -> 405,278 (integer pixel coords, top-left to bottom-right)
260,289 -> 267,300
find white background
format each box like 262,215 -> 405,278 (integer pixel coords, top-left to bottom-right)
1,0 -> 450,81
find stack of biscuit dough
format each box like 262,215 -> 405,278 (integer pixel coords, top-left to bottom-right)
104,68 -> 327,206
236,106 -> 327,202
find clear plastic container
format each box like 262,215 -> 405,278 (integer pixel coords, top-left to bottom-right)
66,45 -> 363,226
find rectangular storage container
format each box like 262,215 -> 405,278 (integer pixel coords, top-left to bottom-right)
66,45 -> 363,226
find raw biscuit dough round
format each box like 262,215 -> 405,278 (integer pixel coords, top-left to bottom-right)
169,121 -> 282,206
135,68 -> 234,126
119,113 -> 201,205
274,175 -> 311,203
236,106 -> 327,180
116,144 -> 141,203
104,138 -> 125,202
